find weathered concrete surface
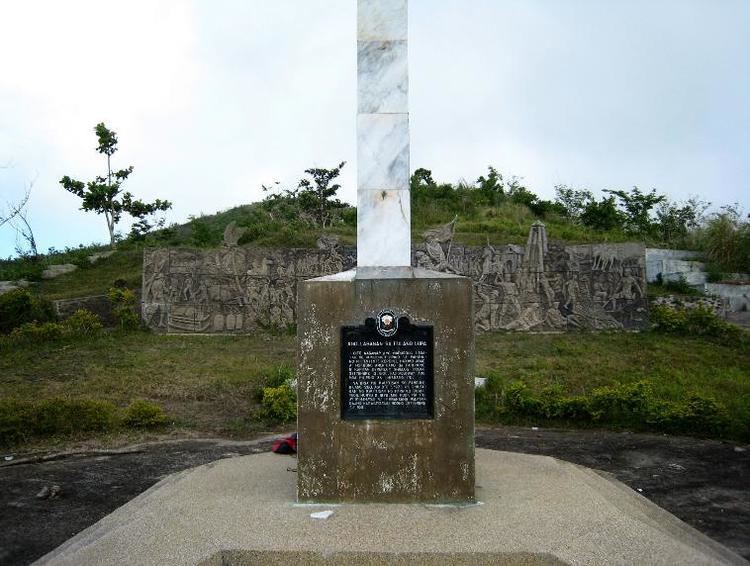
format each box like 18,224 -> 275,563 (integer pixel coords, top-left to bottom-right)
35,450 -> 746,566
705,283 -> 750,312
646,247 -> 704,283
297,267 -> 475,503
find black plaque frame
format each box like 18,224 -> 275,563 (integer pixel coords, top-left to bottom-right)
341,316 -> 434,420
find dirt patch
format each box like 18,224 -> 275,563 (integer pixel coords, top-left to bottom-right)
0,427 -> 747,565
476,426 -> 750,560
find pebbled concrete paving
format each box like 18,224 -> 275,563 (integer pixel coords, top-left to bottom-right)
35,449 -> 746,565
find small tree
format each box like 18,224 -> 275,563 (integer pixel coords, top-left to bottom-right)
60,123 -> 172,247
296,162 -> 347,228
655,197 -> 708,245
262,162 -> 347,228
580,196 -> 623,232
475,166 -> 505,209
554,185 -> 594,223
605,186 -> 666,237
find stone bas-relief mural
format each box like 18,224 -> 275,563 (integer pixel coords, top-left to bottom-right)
142,237 -> 354,334
142,225 -> 648,334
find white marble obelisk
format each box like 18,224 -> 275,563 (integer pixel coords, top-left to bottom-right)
357,0 -> 411,267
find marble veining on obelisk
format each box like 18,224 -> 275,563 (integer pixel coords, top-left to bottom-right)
357,0 -> 411,267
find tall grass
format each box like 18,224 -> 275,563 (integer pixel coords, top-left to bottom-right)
701,212 -> 750,273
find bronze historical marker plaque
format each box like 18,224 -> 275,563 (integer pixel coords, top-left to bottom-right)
341,313 -> 434,420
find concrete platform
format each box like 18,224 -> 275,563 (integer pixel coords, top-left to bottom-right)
36,449 -> 746,565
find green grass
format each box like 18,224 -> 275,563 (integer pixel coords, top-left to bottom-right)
475,332 -> 750,440
1,329 -> 748,450
0,331 -> 295,444
34,249 -> 144,300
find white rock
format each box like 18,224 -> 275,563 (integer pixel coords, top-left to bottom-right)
42,264 -> 78,279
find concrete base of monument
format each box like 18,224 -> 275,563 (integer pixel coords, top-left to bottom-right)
36,450 -> 744,566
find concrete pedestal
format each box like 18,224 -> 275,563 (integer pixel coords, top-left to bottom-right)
297,267 -> 475,503
36,450 -> 746,565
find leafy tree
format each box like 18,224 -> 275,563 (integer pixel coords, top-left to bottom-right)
297,162 -> 347,228
580,196 -> 623,232
554,185 -> 594,223
475,166 -> 505,208
262,162 -> 348,228
60,123 -> 172,247
605,186 -> 666,237
655,198 -> 708,245
410,168 -> 437,191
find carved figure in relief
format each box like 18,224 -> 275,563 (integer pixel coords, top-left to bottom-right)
478,238 -> 505,284
473,283 -> 498,332
416,217 -> 457,272
181,274 -> 196,302
593,272 -> 617,304
592,246 -> 620,272
495,274 -> 522,330
142,250 -> 170,303
223,221 -> 247,247
143,303 -> 167,329
605,268 -> 644,310
316,238 -> 345,274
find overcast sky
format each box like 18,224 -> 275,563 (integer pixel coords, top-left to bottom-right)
1,0 -> 748,258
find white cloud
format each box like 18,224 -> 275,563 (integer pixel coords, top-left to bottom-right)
1,0 -> 748,257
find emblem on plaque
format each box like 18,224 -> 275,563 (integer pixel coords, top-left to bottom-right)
376,309 -> 398,337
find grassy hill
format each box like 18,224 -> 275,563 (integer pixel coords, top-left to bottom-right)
1,173 -> 748,451
2,198 -> 638,301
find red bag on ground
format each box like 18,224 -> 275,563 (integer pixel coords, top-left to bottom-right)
272,433 -> 297,454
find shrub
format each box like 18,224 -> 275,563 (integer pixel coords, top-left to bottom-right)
0,397 -> 173,447
588,381 -> 651,424
264,365 -> 296,389
33,398 -> 119,435
662,276 -> 701,296
475,378 -> 739,440
63,309 -> 103,336
123,399 -> 168,428
703,211 -> 750,273
0,398 -> 119,447
648,394 -> 729,437
9,321 -> 65,344
107,287 -> 140,330
504,382 -> 544,416
0,289 -> 56,334
0,399 -> 32,446
259,384 -> 297,424
651,305 -> 742,339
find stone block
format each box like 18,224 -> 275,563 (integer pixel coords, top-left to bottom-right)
358,40 -> 408,113
358,0 -> 408,41
297,267 -> 475,503
357,113 -> 409,191
357,189 -> 411,267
